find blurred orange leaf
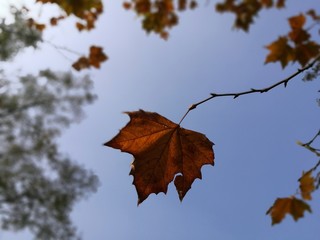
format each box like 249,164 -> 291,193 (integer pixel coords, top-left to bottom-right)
37,0 -> 103,31
50,16 -> 65,26
306,9 -> 320,20
288,14 -> 306,29
265,37 -> 295,68
124,0 -> 200,37
266,197 -> 311,225
72,57 -> 90,71
27,18 -> 46,32
72,46 -> 108,71
104,110 -> 214,204
276,0 -> 285,8
123,2 -> 132,10
76,22 -> 86,31
89,46 -> 108,68
299,171 -> 315,200
288,28 -> 310,44
36,0 -> 103,18
295,42 -> 320,66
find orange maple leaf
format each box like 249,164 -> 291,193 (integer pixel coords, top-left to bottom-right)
266,197 -> 311,225
295,41 -> 320,66
72,46 -> 108,71
265,36 -> 295,68
105,110 -> 214,204
288,14 -> 306,30
72,56 -> 90,71
276,0 -> 286,8
89,46 -> 108,68
299,171 -> 315,200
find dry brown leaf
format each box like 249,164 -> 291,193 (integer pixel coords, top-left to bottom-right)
299,171 -> 315,200
72,56 -> 90,71
276,0 -> 286,8
123,2 -> 132,10
266,197 -> 311,225
27,18 -> 46,32
104,110 -> 214,204
295,42 -> 320,66
89,46 -> 108,68
288,14 -> 306,30
72,46 -> 108,71
265,36 -> 295,68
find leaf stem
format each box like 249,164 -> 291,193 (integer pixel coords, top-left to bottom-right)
178,56 -> 320,125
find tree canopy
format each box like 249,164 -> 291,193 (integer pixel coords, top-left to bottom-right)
0,9 -> 98,239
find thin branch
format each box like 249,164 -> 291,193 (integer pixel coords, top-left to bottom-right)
303,129 -> 320,146
179,55 -> 320,124
311,159 -> 320,172
298,130 -> 320,157
44,40 -> 82,56
44,40 -> 83,63
316,171 -> 320,189
305,19 -> 320,32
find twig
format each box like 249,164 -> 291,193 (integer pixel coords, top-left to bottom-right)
311,160 -> 320,172
179,55 -> 320,124
44,40 -> 83,62
298,130 -> 320,157
303,129 -> 320,146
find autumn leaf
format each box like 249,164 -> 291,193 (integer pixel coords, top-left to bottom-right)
104,110 -> 214,204
50,16 -> 65,26
37,0 -> 103,32
306,9 -> 320,21
215,0 -> 286,31
288,14 -> 306,30
189,1 -> 197,9
299,171 -> 315,200
76,22 -> 86,31
276,0 -> 285,8
216,0 -> 261,31
295,42 -> 320,66
89,46 -> 108,68
266,197 -> 311,225
287,14 -> 310,45
265,37 -> 295,68
123,2 -> 132,10
72,46 -> 108,71
36,0 -> 103,18
72,57 -> 90,71
288,28 -> 310,45
27,18 -> 46,32
178,0 -> 187,11
125,0 -> 200,38
261,0 -> 273,8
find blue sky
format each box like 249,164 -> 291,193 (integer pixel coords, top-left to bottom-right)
1,0 -> 320,239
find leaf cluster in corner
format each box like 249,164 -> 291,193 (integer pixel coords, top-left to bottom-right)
265,12 -> 320,68
216,0 -> 285,31
123,0 -> 198,39
36,0 -> 103,31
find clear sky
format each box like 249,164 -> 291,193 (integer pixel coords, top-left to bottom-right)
1,0 -> 319,239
